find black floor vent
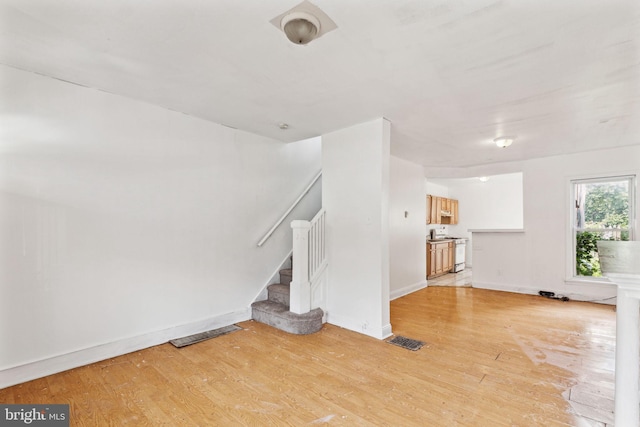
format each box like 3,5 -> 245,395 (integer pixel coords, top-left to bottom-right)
387,336 -> 425,351
170,324 -> 242,348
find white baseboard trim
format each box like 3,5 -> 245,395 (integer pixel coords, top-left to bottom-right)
472,281 -> 617,305
327,313 -> 392,340
472,281 -> 540,295
0,308 -> 251,389
563,280 -> 618,304
390,280 -> 428,300
380,323 -> 393,339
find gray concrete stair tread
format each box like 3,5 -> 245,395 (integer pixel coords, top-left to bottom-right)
251,300 -> 323,335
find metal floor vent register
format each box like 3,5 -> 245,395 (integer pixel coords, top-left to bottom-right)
387,336 -> 425,351
170,324 -> 242,348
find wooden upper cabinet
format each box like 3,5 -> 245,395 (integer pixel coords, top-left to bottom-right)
442,198 -> 450,213
451,199 -> 459,225
427,195 -> 441,225
427,194 -> 459,225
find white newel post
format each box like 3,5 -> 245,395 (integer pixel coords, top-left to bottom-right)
597,241 -> 640,427
290,220 -> 311,314
615,285 -> 640,426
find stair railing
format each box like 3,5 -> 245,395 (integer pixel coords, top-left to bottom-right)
257,171 -> 322,247
308,208 -> 326,282
290,208 -> 327,314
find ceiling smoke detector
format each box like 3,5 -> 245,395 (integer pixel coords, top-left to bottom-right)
271,1 -> 337,45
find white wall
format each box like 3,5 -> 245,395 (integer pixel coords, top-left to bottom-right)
389,156 -> 427,299
447,173 -> 524,233
322,118 -> 392,339
471,146 -> 640,302
425,182 -> 449,199
0,65 -> 322,387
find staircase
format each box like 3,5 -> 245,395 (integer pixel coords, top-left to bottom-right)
251,266 -> 323,335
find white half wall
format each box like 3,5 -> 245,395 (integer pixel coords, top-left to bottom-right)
471,231 -> 528,292
322,118 -> 392,340
390,156 -> 427,299
468,146 -> 640,302
0,65 -> 322,387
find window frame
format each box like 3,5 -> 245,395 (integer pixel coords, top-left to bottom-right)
568,174 -> 637,281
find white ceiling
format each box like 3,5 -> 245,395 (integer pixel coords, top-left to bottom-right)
1,0 -> 639,168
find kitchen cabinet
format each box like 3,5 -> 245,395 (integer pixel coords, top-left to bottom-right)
442,198 -> 450,214
450,199 -> 458,224
427,196 -> 441,224
427,240 -> 454,279
426,195 -> 458,225
427,195 -> 441,225
427,243 -> 436,277
434,197 -> 442,224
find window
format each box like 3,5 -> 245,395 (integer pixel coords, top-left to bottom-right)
572,175 -> 636,278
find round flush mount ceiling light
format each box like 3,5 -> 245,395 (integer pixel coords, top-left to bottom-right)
478,176 -> 490,182
281,12 -> 320,45
494,136 -> 515,148
270,1 -> 337,46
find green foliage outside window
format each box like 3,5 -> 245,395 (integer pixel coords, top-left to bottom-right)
583,183 -> 629,228
575,180 -> 630,277
576,231 -> 601,277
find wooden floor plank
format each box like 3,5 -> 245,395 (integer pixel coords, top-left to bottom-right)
0,277 -> 616,426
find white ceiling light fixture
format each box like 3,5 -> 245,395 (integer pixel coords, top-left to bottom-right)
271,1 -> 337,45
478,176 -> 490,182
281,12 -> 320,45
494,136 -> 515,148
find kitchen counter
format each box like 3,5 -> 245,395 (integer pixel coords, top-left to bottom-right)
427,237 -> 468,242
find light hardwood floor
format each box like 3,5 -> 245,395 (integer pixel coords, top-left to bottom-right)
0,285 -> 616,426
427,267 -> 473,287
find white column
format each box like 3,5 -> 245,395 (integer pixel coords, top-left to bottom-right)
290,220 -> 311,314
615,285 -> 640,427
321,118 -> 392,339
